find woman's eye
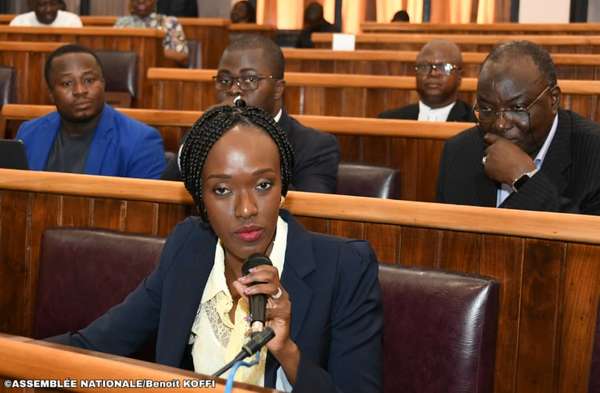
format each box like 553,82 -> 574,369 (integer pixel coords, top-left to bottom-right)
213,186 -> 230,196
61,80 -> 73,87
256,181 -> 273,191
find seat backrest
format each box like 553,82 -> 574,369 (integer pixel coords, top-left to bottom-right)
0,66 -> 16,106
186,40 -> 203,69
33,228 -> 165,339
95,51 -> 138,107
336,162 -> 401,199
379,264 -> 499,393
589,299 -> 600,393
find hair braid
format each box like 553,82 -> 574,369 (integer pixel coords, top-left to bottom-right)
179,101 -> 294,220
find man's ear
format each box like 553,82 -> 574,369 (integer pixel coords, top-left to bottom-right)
274,79 -> 285,101
551,85 -> 561,112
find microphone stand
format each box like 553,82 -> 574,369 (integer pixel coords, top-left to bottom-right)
212,327 -> 276,378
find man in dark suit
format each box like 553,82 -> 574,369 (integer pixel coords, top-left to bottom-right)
161,35 -> 340,194
379,39 -> 476,122
437,40 -> 600,214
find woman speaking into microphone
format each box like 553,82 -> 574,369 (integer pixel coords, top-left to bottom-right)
51,101 -> 383,392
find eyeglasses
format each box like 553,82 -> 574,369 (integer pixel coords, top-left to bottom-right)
414,63 -> 460,76
474,85 -> 554,124
213,74 -> 277,91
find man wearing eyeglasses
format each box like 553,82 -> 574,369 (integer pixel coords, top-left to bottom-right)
161,35 -> 340,194
378,39 -> 476,122
437,40 -> 600,215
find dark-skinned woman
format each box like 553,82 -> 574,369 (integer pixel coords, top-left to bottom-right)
51,102 -> 383,392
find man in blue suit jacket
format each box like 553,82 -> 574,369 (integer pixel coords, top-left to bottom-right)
16,44 -> 165,179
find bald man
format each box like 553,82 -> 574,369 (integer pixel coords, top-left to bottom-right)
379,39 -> 476,122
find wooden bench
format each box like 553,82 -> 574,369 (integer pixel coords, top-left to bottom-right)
283,48 -> 600,80
0,41 -> 65,105
0,169 -> 597,393
313,32 -> 600,54
0,26 -> 166,107
361,22 -> 600,35
147,68 -> 600,120
1,103 -> 469,202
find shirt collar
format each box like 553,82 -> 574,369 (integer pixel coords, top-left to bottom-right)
418,100 -> 457,121
533,113 -> 559,169
273,109 -> 283,123
202,215 -> 288,303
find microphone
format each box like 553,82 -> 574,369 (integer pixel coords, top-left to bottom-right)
241,254 -> 272,335
211,327 -> 276,377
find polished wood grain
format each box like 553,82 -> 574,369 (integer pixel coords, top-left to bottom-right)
1,171 -> 599,393
147,68 -> 600,120
0,41 -> 66,105
313,32 -> 600,54
361,22 -> 600,34
0,26 -> 164,107
0,333 -> 275,393
283,48 -> 600,80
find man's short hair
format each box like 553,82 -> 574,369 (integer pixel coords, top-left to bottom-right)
224,34 -> 284,79
44,44 -> 104,87
482,40 -> 557,87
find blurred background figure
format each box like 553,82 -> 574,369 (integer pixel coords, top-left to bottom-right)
296,1 -> 337,48
391,10 -> 410,22
9,0 -> 82,27
230,0 -> 256,24
115,0 -> 189,65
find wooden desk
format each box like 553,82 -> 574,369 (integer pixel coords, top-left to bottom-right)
0,170 -> 597,393
313,32 -> 600,54
0,333 -> 271,393
283,48 -> 600,80
147,68 -> 600,120
1,104 -> 469,202
361,22 -> 600,35
0,26 -> 164,107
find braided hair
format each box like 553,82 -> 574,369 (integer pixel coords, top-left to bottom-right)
179,99 -> 295,220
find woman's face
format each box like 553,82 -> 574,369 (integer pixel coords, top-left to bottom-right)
202,124 -> 282,264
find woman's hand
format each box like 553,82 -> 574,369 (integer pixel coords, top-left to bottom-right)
233,265 -> 300,384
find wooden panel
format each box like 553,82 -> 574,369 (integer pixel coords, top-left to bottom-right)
147,69 -> 600,122
361,22 -> 600,35
283,48 -> 600,79
0,27 -> 164,107
558,244 -> 600,393
313,32 -> 600,54
479,235 -> 524,393
516,240 -> 565,393
1,173 -> 600,393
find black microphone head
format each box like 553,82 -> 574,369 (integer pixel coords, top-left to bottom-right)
242,254 -> 272,276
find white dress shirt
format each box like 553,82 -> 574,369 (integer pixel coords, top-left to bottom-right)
9,11 -> 83,27
417,100 -> 457,121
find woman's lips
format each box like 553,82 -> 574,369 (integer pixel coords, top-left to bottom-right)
234,228 -> 264,243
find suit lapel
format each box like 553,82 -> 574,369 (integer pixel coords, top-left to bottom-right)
157,224 -> 217,367
539,110 -> 572,198
264,210 -> 316,387
29,113 -> 61,170
84,105 -> 114,175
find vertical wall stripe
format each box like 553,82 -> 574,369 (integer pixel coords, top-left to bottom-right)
510,0 -> 520,21
335,0 -> 343,32
423,0 -> 431,22
570,0 -> 589,22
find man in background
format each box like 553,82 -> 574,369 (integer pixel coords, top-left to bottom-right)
437,40 -> 600,214
379,39 -> 476,122
115,0 -> 189,65
296,2 -> 337,48
16,45 -> 165,179
10,0 -> 82,27
162,35 -> 340,194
